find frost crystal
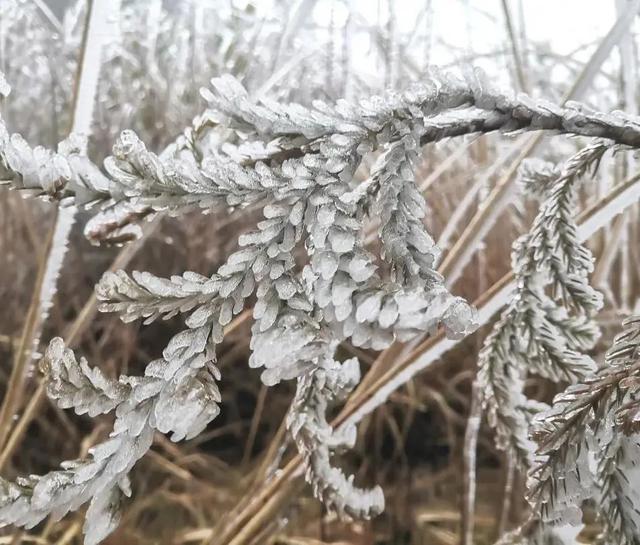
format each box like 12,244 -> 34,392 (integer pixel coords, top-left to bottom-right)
5,66 -> 640,544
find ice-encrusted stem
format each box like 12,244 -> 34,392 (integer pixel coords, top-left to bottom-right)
40,0 -> 121,328
461,380 -> 483,545
0,0 -> 119,453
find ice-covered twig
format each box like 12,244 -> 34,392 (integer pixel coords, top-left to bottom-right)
5,70 -> 640,245
478,143 -> 606,467
528,316 -> 640,543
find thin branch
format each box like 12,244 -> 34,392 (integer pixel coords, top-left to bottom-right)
461,380 -> 483,545
438,0 -> 640,286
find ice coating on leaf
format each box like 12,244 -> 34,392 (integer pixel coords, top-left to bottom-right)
442,297 -> 479,339
601,433 -> 640,543
0,322 -> 222,544
249,315 -> 320,386
287,354 -> 385,519
373,140 -> 441,287
518,158 -> 561,199
153,366 -> 221,441
96,269 -> 217,324
83,486 -> 123,545
496,521 -> 584,545
529,406 -> 596,526
42,337 -> 130,417
0,113 -> 109,204
100,70 -> 485,530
